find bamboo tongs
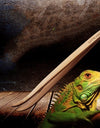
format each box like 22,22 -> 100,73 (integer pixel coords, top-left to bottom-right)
13,31 -> 100,111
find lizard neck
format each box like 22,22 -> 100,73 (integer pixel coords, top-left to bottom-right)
51,82 -> 77,112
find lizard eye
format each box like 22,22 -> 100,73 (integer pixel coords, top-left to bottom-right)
84,73 -> 91,79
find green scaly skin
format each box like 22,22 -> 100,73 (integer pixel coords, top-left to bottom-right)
39,70 -> 100,128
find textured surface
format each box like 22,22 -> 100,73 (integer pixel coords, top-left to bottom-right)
0,0 -> 99,61
0,91 -> 52,128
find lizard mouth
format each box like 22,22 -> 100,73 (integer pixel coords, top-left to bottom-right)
85,89 -> 100,110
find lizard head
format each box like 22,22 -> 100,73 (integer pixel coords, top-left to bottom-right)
73,70 -> 100,104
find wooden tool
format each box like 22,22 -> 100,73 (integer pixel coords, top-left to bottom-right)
13,31 -> 100,111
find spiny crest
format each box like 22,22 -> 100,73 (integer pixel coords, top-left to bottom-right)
49,92 -> 60,109
50,82 -> 74,112
49,84 -> 69,109
59,82 -> 73,93
57,83 -> 73,105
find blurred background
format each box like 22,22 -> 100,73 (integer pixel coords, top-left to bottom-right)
0,0 -> 100,92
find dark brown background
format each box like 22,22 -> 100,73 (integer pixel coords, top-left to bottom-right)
0,0 -> 99,95
0,1 -> 100,128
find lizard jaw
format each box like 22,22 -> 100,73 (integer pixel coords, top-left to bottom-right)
84,89 -> 100,110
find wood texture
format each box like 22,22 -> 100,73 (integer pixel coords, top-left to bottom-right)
0,91 -> 52,117
0,91 -> 52,128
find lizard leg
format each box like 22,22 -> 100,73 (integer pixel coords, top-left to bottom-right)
48,107 -> 93,126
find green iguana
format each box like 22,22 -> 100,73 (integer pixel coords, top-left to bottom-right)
40,70 -> 100,128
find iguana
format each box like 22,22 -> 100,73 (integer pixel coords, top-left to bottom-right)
40,70 -> 100,128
